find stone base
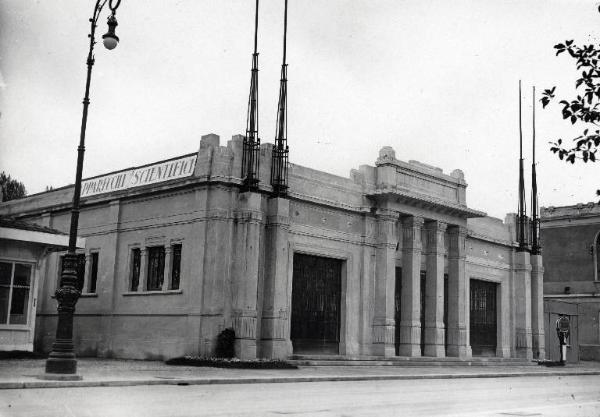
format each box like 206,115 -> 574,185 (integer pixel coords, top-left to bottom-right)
424,326 -> 445,357
234,338 -> 257,360
45,356 -> 78,375
516,347 -> 533,360
38,373 -> 82,381
423,344 -> 445,357
371,343 -> 396,357
447,344 -> 472,358
398,343 -> 421,357
496,346 -> 511,359
260,339 -> 292,359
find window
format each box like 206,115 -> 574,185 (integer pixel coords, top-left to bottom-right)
171,244 -> 182,290
147,246 -> 165,291
89,252 -> 99,293
130,248 -> 141,291
0,261 -> 33,325
58,254 -> 86,292
127,243 -> 183,293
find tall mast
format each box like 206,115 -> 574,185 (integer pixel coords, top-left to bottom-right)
517,80 -> 529,252
242,0 -> 261,191
531,86 -> 541,255
271,0 -> 289,196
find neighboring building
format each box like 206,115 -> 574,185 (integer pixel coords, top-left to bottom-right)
0,134 -> 544,361
541,203 -> 600,361
0,218 -> 84,351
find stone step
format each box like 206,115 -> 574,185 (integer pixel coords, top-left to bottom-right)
288,355 -> 538,367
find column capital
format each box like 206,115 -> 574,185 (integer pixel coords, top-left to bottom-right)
447,224 -> 467,258
425,220 -> 447,233
401,215 -> 424,228
447,224 -> 467,236
375,208 -> 399,223
402,215 -> 423,250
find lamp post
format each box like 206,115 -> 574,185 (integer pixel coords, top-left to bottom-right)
44,0 -> 122,378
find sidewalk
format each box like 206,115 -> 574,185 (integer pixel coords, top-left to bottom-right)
2,358 -> 600,389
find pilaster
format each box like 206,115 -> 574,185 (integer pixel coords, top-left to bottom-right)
531,254 -> 545,360
139,248 -> 148,291
232,191 -> 263,359
398,215 -> 424,357
162,246 -> 173,291
372,209 -> 398,357
260,197 -> 292,359
424,220 -> 446,357
514,250 -> 533,359
447,225 -> 471,358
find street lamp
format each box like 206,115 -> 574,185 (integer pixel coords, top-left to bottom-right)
44,0 -> 122,379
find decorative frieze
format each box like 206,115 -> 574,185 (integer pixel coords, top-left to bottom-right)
232,312 -> 257,340
372,317 -> 395,344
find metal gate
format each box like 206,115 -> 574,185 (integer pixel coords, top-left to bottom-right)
291,254 -> 342,355
470,279 -> 497,356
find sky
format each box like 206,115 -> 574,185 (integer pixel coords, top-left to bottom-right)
0,0 -> 598,219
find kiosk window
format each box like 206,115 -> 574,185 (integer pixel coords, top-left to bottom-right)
0,261 -> 33,325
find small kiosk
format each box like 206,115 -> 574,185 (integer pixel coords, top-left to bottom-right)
0,218 -> 84,351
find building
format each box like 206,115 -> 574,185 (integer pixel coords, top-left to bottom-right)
541,203 -> 600,362
0,218 -> 84,351
0,134 -> 545,360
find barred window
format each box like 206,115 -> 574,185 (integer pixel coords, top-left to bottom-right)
147,246 -> 165,291
89,252 -> 99,293
130,248 -> 141,291
171,244 -> 182,290
127,244 -> 183,293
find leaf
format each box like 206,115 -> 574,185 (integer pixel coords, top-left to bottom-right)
567,154 -> 576,163
567,40 -> 574,46
584,129 -> 589,136
591,152 -> 596,162
571,115 -> 577,124
541,97 -> 550,108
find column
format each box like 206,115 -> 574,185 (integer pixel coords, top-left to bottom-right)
139,248 -> 148,292
447,225 -> 471,358
232,192 -> 263,360
161,246 -> 173,291
424,220 -> 446,357
83,252 -> 92,294
515,250 -> 533,359
531,254 -> 546,360
371,209 -> 398,357
260,197 -> 292,359
398,215 -> 423,357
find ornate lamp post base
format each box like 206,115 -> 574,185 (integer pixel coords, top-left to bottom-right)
42,253 -> 82,380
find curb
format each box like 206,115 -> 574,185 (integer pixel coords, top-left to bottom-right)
2,370 -> 600,390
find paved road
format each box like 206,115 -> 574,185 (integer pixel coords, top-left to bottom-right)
1,375 -> 600,417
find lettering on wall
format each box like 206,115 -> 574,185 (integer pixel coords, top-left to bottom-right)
81,154 -> 197,198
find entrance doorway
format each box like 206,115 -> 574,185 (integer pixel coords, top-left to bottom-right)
291,253 -> 342,355
470,279 -> 498,356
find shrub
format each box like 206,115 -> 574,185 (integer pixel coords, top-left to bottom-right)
215,327 -> 236,358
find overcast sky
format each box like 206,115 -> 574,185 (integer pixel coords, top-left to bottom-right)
0,0 -> 598,219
